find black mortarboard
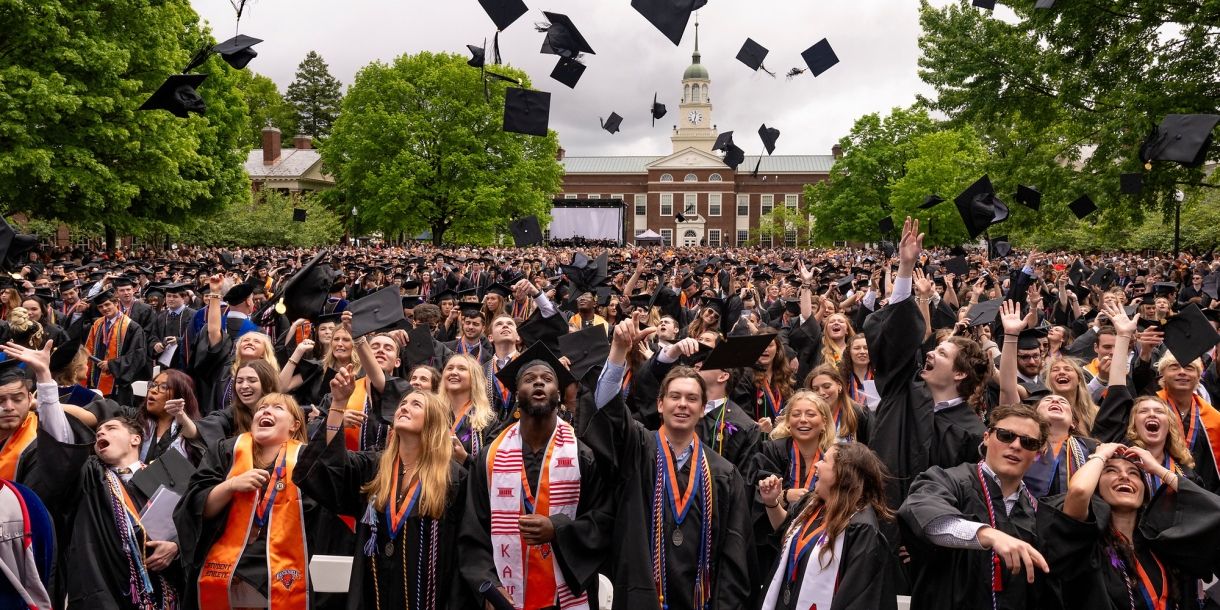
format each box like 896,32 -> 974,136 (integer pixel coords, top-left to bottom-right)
949,245 -> 969,257
1139,114 -> 1220,168
49,338 -> 81,373
878,216 -> 894,234
651,93 -> 667,126
486,283 -> 513,299
477,0 -> 528,31
508,215 -> 544,247
973,0 -> 996,9
1154,281 -> 1179,295
139,74 -> 208,118
1161,304 -> 1220,366
539,12 -> 595,58
458,302 -> 484,318
723,144 -> 745,170
712,131 -> 733,152
700,334 -> 774,371
1120,173 -> 1144,195
631,0 -> 704,46
558,324 -> 610,381
292,208 -> 307,223
1014,185 -> 1041,211
316,312 -> 343,326
223,282 -> 254,306
954,175 -> 1009,238
881,241 -> 896,257
467,45 -> 486,68
495,341 -> 577,389
1088,267 -> 1117,290
1017,327 -> 1045,350
212,35 -> 262,70
736,38 -> 771,74
782,297 -> 802,316
131,448 -> 196,498
431,289 -> 458,304
401,295 -> 423,309
0,360 -> 25,387
253,251 -> 339,323
965,299 -> 1002,327
143,285 -> 166,300
920,194 -> 945,209
1068,259 -> 1088,287
800,39 -> 839,77
111,276 -> 135,288
629,294 -> 652,309
990,236 -> 1011,258
1035,0 -> 1055,7
758,124 -> 780,155
1068,194 -> 1097,220
347,286 -> 404,338
600,112 -> 623,134
550,57 -> 586,89
503,88 -> 550,137
404,326 -> 435,368
944,255 -> 969,277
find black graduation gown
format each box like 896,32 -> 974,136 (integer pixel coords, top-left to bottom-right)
864,297 -> 986,507
192,406 -> 243,450
187,317 -> 248,415
90,316 -> 149,406
899,462 -> 1044,610
173,437 -> 352,610
743,438 -> 814,572
581,388 -> 754,610
458,423 -> 612,609
1022,436 -> 1098,499
292,429 -> 470,610
761,495 -> 897,610
697,399 -> 763,475
122,300 -> 157,340
149,306 -> 197,371
1091,385 -> 1219,492
65,457 -> 186,609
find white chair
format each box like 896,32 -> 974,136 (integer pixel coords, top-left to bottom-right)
597,573 -> 613,610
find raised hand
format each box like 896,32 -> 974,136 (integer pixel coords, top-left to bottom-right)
897,217 -> 924,277
999,301 -> 1027,337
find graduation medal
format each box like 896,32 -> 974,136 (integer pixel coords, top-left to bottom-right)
384,457 -> 422,560
385,540 -> 395,557
275,480 -> 285,491
672,529 -> 683,547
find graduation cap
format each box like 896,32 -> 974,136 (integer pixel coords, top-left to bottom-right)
292,208 -> 307,223
223,282 -> 254,306
1120,173 -> 1144,195
550,57 -> 586,89
1139,114 -> 1220,169
477,0 -> 528,31
400,295 -> 423,310
1160,304 -> 1220,366
954,175 -> 1009,239
878,216 -> 894,234
965,299 -> 1002,327
430,289 -> 458,304
736,38 -> 775,77
0,360 -> 25,387
600,112 -> 623,134
650,93 -> 667,126
486,283 -> 514,299
1016,327 -> 1046,350
1068,194 -> 1097,220
212,35 -> 261,70
723,144 -> 745,170
1067,259 -> 1088,287
495,341 -> 577,389
0,218 -> 39,272
139,74 -> 208,118
457,301 -> 484,319
347,286 -> 405,337
253,251 -> 339,323
631,0 -> 705,45
989,236 -> 1011,258
699,334 -> 774,371
712,131 -> 734,152
794,39 -> 839,78
508,215 -> 543,247
920,194 -> 945,209
972,0 -> 996,9
1153,281 -> 1179,295
538,12 -> 595,58
131,449 -> 196,498
402,326 -> 435,368
467,44 -> 487,68
880,241 -> 896,258
1088,267 -> 1117,290
558,324 -> 609,380
943,255 -> 969,277
1014,185 -> 1041,211
503,88 -> 550,137
758,124 -> 780,155
49,338 -> 81,373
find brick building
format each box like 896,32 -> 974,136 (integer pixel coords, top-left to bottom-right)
556,26 -> 838,247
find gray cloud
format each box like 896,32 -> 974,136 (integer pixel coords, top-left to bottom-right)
194,0 -> 968,156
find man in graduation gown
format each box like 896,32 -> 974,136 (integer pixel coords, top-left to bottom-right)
864,218 -> 991,507
583,313 -> 753,610
458,344 -> 612,610
898,403 -> 1050,610
85,289 -> 149,406
188,276 -> 260,414
483,281 -> 563,429
149,283 -> 196,372
56,279 -> 91,341
113,277 -> 157,340
444,302 -> 492,365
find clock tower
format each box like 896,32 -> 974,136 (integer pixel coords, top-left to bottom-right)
671,20 -> 718,153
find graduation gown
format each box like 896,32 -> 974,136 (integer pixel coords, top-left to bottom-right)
149,306 -> 196,371
696,399 -> 763,475
188,316 -> 253,415
864,297 -> 986,507
87,315 -> 149,406
743,438 -> 818,572
1022,435 -> 1098,499
581,387 -> 754,610
65,457 -> 186,609
292,429 -> 470,610
173,436 -> 352,610
444,336 -> 492,365
898,462 -> 1044,610
120,300 -> 157,343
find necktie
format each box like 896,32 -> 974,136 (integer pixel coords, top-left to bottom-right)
114,467 -> 132,475
167,311 -> 180,328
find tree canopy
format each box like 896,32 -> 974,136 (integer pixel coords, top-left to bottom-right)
321,51 -> 564,246
235,70 -> 298,148
286,51 -> 343,141
178,190 -> 344,247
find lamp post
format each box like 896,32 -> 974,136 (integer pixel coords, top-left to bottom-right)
1173,190 -> 1184,258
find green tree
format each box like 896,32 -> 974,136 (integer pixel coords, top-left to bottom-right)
0,0 -> 251,249
322,51 -> 563,246
754,205 -> 815,248
234,70 -> 297,148
889,127 -> 989,247
804,107 -> 939,244
286,51 -> 343,141
178,190 -> 344,247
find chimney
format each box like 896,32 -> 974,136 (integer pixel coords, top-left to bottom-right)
293,134 -> 312,150
831,143 -> 843,158
262,127 -> 282,165
556,146 -> 566,161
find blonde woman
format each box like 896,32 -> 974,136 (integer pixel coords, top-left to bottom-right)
440,353 -> 495,467
804,364 -> 871,444
294,373 -> 467,610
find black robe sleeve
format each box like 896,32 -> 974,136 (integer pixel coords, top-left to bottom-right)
106,321 -> 149,385
291,425 -> 380,518
1090,384 -> 1134,444
1139,477 -> 1220,579
192,407 -> 237,449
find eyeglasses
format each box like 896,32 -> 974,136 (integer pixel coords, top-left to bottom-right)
1017,354 -> 1042,362
989,427 -> 1042,452
147,382 -> 171,392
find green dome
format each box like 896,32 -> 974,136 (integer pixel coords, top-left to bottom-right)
683,59 -> 709,80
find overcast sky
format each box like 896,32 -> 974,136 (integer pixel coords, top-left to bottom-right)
191,0 -> 1008,157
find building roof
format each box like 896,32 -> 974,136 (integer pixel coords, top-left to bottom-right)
560,154 -> 836,174
244,148 -> 326,179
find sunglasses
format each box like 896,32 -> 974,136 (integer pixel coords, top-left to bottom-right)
989,427 -> 1043,452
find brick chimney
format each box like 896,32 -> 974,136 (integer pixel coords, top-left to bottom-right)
831,143 -> 843,158
556,146 -> 566,161
293,134 -> 312,150
262,127 -> 282,165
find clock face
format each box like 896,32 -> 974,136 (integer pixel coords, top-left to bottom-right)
687,110 -> 703,126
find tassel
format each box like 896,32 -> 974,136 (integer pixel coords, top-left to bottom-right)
785,68 -> 806,80
362,498 -> 379,556
493,30 -> 502,65
760,64 -> 776,78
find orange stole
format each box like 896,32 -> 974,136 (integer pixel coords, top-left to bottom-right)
86,314 -> 130,395
1159,389 -> 1220,465
0,414 -> 37,480
198,434 -> 309,610
338,377 -> 370,531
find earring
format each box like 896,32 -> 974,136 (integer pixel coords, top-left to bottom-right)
513,408 -> 520,419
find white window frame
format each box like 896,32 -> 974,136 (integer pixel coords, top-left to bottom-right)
761,194 -> 773,215
708,193 -> 721,216
708,229 -> 721,247
784,230 -> 797,247
611,193 -> 624,203
709,173 -> 723,182
660,194 -> 673,216
760,235 -> 772,248
785,194 -> 799,209
634,194 -> 647,217
683,193 -> 697,216
736,230 -> 749,246
684,173 -> 698,182
737,194 -> 749,217
565,194 -> 578,199
660,174 -> 674,182
660,229 -> 673,247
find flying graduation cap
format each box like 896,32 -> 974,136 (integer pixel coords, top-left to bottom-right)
758,124 -> 780,155
139,74 -> 208,118
1120,173 -> 1144,195
538,12 -> 595,58
550,57 -> 586,89
467,45 -> 487,68
292,208 -> 307,222
212,35 -> 262,70
711,131 -> 745,169
736,38 -> 775,77
0,217 -> 40,272
508,215 -> 544,247
788,38 -> 839,80
1139,114 -> 1220,169
631,0 -> 707,45
878,216 -> 895,234
972,0 -> 996,9
920,194 -> 945,209
600,112 -> 623,134
1068,194 -> 1097,219
1014,185 -> 1041,211
477,0 -> 529,30
650,93 -> 667,126
953,175 -> 1010,239
989,236 -> 1011,258
503,88 -> 551,137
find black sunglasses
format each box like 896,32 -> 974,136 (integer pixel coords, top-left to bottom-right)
989,427 -> 1043,452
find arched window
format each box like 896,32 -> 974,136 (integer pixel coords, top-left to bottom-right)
684,85 -> 690,102
684,173 -> 698,182
709,173 -> 722,182
702,85 -> 708,101
684,230 -> 698,238
692,87 -> 700,102
660,174 -> 673,182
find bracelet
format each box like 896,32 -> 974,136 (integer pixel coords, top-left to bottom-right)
353,337 -> 367,347
765,500 -> 781,509
1088,454 -> 1105,462
207,294 -> 221,300
1118,334 -> 1133,339
1004,334 -> 1020,339
288,359 -> 300,366
326,425 -> 342,431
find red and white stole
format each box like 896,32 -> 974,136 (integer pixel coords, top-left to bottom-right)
485,420 -> 588,610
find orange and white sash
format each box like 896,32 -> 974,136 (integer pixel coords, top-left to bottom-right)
198,434 -> 309,610
486,420 -> 588,610
86,314 -> 130,395
0,414 -> 38,480
343,378 -> 370,453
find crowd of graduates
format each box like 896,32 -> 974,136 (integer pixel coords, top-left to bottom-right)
0,220 -> 1219,610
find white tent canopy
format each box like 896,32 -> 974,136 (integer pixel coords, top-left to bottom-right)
635,230 -> 663,244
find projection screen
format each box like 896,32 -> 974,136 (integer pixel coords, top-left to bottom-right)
547,207 -> 623,242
